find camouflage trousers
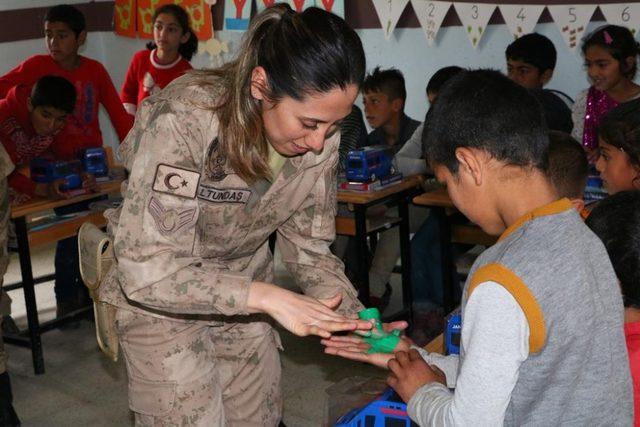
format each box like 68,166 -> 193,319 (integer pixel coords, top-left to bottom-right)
0,178 -> 11,374
116,309 -> 283,426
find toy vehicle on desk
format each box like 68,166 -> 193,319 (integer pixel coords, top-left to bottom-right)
30,158 -> 82,191
334,387 -> 418,427
81,148 -> 108,179
346,146 -> 394,182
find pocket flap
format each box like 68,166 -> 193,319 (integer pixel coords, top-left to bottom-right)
128,374 -> 177,416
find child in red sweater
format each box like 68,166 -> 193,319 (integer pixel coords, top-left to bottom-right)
586,191 -> 640,427
121,4 -> 196,116
0,4 -> 133,159
0,76 -> 78,203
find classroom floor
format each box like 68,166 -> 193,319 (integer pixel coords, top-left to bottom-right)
3,244 -> 398,427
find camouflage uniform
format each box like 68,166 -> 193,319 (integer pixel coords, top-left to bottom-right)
100,75 -> 363,426
0,144 -> 14,374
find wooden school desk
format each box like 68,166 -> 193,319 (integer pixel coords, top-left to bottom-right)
336,175 -> 424,321
412,187 -> 496,313
3,180 -> 122,375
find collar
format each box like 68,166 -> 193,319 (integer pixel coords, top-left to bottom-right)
150,49 -> 182,69
499,198 -> 573,242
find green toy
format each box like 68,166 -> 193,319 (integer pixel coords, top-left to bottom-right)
358,308 -> 401,354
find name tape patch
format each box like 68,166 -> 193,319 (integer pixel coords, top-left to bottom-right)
152,164 -> 201,199
197,184 -> 251,204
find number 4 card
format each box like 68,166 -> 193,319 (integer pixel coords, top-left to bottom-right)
499,5 -> 545,40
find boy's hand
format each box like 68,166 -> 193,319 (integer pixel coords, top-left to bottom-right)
387,349 -> 446,402
321,330 -> 412,369
81,172 -> 98,192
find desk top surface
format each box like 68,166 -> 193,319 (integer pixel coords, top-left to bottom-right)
337,175 -> 424,204
11,180 -> 123,219
412,186 -> 455,209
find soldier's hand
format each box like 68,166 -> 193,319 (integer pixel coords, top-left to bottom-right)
247,282 -> 373,338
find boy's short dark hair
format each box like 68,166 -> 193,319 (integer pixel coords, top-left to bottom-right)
546,131 -> 588,199
362,67 -> 406,102
30,75 -> 77,114
586,190 -> 640,309
426,66 -> 463,96
506,33 -> 557,73
423,69 -> 549,174
44,4 -> 86,36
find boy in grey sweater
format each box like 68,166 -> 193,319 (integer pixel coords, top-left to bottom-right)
324,70 -> 632,426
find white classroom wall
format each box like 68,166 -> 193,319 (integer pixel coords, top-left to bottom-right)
0,16 -> 610,148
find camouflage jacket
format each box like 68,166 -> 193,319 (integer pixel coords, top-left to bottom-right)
101,74 -> 363,321
0,144 -> 14,180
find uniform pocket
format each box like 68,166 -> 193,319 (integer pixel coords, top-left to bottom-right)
128,374 -> 177,416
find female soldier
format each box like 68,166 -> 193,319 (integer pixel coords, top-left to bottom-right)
99,5 -> 379,426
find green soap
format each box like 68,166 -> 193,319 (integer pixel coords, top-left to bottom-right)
358,308 -> 401,354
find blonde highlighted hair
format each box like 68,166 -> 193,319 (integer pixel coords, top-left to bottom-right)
191,4 -> 365,183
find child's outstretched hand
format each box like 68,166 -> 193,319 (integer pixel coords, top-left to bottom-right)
386,349 -> 446,403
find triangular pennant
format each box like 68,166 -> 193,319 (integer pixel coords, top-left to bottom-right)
224,0 -> 251,31
411,0 -> 451,46
453,3 -> 496,48
114,0 -> 136,38
548,5 -> 597,51
256,0 -> 277,14
599,4 -> 640,36
499,5 -> 545,39
284,0 -> 315,12
314,0 -> 345,18
371,0 -> 411,40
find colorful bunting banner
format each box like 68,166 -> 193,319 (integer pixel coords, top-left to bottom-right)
454,2 -> 496,48
114,0 -> 136,38
599,4 -> 640,36
411,0 -> 451,46
314,0 -> 345,18
224,0 -> 251,30
371,0 -> 410,40
548,4 -> 597,51
499,4 -> 544,39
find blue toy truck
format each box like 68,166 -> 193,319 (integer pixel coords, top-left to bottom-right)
81,148 -> 108,179
346,146 -> 394,182
334,387 -> 418,427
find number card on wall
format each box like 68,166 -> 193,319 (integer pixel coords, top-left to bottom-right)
371,0 -> 410,40
115,0 -> 136,37
314,0 -> 345,18
548,5 -> 597,51
224,0 -> 251,30
599,4 -> 640,36
411,0 -> 451,46
499,5 -> 544,39
454,3 -> 496,48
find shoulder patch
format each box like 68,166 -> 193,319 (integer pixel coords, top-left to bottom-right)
152,164 -> 200,199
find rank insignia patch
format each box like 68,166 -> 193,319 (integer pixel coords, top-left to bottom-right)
148,197 -> 198,234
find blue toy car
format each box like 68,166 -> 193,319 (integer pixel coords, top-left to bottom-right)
30,158 -> 82,190
346,146 -> 394,182
81,147 -> 108,178
334,387 -> 418,427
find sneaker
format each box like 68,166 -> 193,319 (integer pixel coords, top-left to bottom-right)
369,283 -> 392,312
0,316 -> 19,335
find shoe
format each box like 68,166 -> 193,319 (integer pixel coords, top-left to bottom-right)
0,372 -> 21,427
0,316 -> 19,335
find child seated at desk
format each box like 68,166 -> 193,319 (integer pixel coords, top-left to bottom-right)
586,191 -> 640,427
324,69 -> 633,426
0,76 -> 79,203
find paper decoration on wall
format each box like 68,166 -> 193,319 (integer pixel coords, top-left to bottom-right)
135,0 -> 213,39
499,4 -> 544,39
256,0 -> 276,14
454,3 -> 495,48
199,38 -> 229,59
371,0 -> 410,40
411,0 -> 451,46
548,5 -> 597,51
599,4 -> 640,35
114,0 -> 136,37
314,0 -> 345,18
284,0 -> 314,12
224,0 -> 251,30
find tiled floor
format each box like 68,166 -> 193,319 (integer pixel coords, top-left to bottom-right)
4,244 -> 391,426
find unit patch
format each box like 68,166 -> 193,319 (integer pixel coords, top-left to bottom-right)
152,164 -> 201,199
197,184 -> 251,204
148,197 -> 198,234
